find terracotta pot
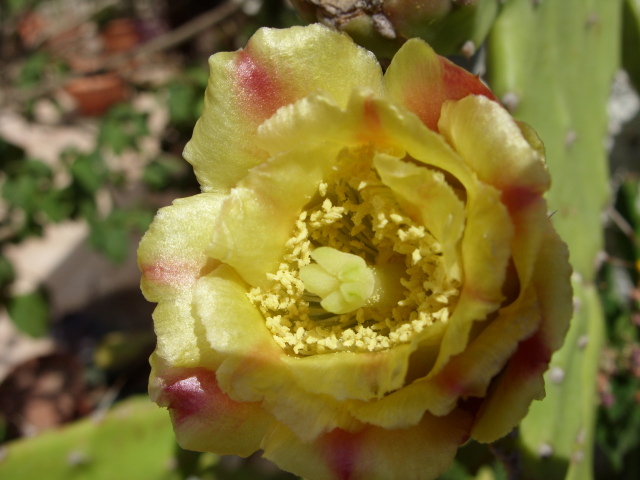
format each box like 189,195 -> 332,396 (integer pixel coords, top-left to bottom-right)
18,12 -> 47,47
101,18 -> 141,54
64,73 -> 128,116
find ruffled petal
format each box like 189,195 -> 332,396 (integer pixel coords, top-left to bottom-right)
138,193 -> 225,367
384,38 -> 496,132
261,408 -> 472,480
206,144 -> 340,287
149,358 -> 273,457
426,286 -> 542,404
257,88 -> 406,158
282,344 -> 414,402
432,182 -> 514,374
349,287 -> 539,426
215,343 -> 364,443
471,226 -> 572,442
192,265 -> 281,362
193,266 -> 363,441
184,24 -> 383,192
257,92 -> 352,155
374,153 -> 465,281
438,95 -> 550,195
359,93 -> 478,189
506,196 -> 548,294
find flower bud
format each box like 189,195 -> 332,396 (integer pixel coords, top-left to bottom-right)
291,0 -> 499,57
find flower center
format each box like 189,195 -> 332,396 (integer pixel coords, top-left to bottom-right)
247,146 -> 461,356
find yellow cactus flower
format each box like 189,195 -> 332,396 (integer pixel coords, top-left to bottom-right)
138,24 -> 572,480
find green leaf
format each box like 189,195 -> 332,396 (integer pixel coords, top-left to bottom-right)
167,83 -> 199,129
88,218 -> 129,263
2,175 -> 39,211
142,156 -> 186,190
487,0 -> 621,280
0,137 -> 26,169
39,189 -> 75,222
70,152 -> 105,194
97,105 -> 149,155
0,253 -> 15,291
87,208 -> 154,263
18,52 -> 50,89
7,290 -> 50,338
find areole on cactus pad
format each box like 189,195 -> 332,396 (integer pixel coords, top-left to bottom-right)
138,24 -> 572,480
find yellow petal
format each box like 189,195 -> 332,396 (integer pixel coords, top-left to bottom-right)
342,322 -> 448,428
194,266 -> 362,441
215,344 -> 364,443
438,95 -> 550,195
206,143 -> 340,287
138,193 -> 225,367
262,408 -> 472,480
348,290 -> 540,425
507,196 -> 549,292
193,265 -> 279,362
384,38 -> 496,132
257,92 -> 351,155
427,287 -> 542,405
432,182 -> 514,374
374,153 -> 465,281
184,24 -> 383,192
282,343 -> 414,402
150,356 -> 273,457
360,93 -> 478,189
471,226 -> 572,442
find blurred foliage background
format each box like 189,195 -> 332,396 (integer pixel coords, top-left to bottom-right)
0,0 -> 638,479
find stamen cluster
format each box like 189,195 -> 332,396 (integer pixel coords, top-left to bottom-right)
248,147 -> 461,355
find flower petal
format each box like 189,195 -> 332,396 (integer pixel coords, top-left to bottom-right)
193,265 -> 364,441
149,358 -> 273,457
384,38 -> 496,132
432,182 -> 514,374
184,24 -> 383,192
427,286 -> 542,405
438,95 -> 550,195
349,288 -> 540,424
193,265 -> 280,362
261,408 -> 472,480
360,93 -> 478,189
471,226 -> 572,442
257,92 -> 350,155
507,196 -> 549,294
282,344 -> 414,402
374,153 -> 465,281
138,193 -> 225,367
206,144 -> 340,287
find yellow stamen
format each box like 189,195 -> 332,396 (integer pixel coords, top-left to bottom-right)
247,146 -> 460,356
